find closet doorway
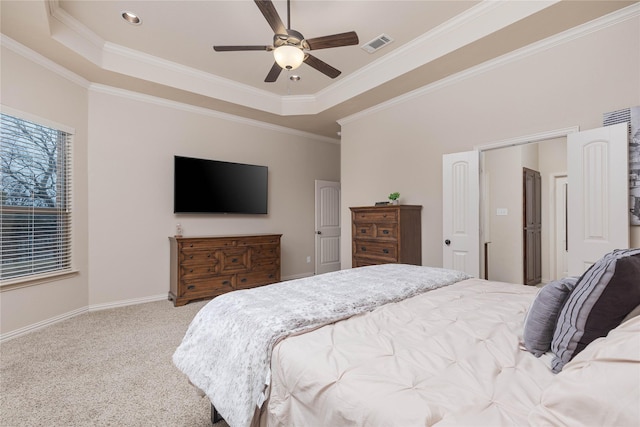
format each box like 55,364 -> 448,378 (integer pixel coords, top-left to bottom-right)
481,137 -> 567,285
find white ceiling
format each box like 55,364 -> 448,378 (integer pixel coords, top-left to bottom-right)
1,1 -> 636,139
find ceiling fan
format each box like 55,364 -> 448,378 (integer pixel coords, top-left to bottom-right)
213,0 -> 359,83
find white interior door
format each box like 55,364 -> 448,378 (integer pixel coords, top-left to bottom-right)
315,180 -> 341,274
442,151 -> 480,277
567,123 -> 629,275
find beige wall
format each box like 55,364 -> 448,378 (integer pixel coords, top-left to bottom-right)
483,146 -> 524,284
0,45 -> 340,337
87,89 -> 340,306
340,16 -> 640,269
0,47 -> 89,335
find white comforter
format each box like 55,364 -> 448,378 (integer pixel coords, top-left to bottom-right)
263,278 -> 548,426
172,264 -> 470,427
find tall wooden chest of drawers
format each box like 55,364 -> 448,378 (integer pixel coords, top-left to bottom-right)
169,234 -> 281,306
350,205 -> 422,267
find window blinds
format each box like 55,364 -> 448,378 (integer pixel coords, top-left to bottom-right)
0,113 -> 73,282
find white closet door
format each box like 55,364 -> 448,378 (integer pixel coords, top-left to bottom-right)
567,123 -> 629,275
442,151 -> 480,277
315,180 -> 341,274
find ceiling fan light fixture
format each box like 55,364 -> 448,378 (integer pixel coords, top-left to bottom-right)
274,45 -> 304,70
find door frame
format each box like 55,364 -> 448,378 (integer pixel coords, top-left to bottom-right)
550,173 -> 568,281
474,126 -> 580,279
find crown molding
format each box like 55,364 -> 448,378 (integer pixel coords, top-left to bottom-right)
1,33 -> 337,144
89,84 -> 340,145
0,34 -> 90,89
44,0 -> 559,117
338,2 -> 640,127
318,0 -> 558,112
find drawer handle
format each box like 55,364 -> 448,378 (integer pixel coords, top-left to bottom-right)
383,249 -> 389,254
269,274 -> 274,279
383,230 -> 389,234
208,268 -> 211,272
189,269 -> 193,273
222,280 -> 230,285
189,244 -> 193,248
383,214 -> 387,218
187,285 -> 195,290
207,253 -> 211,258
241,278 -> 247,283
189,255 -> 193,259
361,228 -> 367,233
361,246 -> 367,251
231,258 -> 238,263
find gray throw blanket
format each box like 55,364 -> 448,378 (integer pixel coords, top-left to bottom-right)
173,264 -> 470,427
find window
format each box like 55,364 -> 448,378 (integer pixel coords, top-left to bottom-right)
0,112 -> 73,282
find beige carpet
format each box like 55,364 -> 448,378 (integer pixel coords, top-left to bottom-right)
0,299 -> 229,427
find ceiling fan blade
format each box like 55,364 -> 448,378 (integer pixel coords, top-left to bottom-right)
254,0 -> 287,35
303,54 -> 341,79
305,31 -> 359,50
265,62 -> 282,82
213,45 -> 271,52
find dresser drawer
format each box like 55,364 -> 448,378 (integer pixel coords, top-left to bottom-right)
251,244 -> 279,260
236,271 -> 279,290
251,257 -> 280,272
376,224 -> 397,239
220,248 -> 249,272
354,224 -> 375,238
180,239 -> 236,250
353,240 -> 397,261
353,209 -> 397,223
237,235 -> 281,246
179,250 -> 216,264
181,275 -> 234,297
180,264 -> 218,280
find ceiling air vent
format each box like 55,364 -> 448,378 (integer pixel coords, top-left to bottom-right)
361,34 -> 394,53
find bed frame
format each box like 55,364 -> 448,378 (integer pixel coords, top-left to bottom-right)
211,404 -> 224,424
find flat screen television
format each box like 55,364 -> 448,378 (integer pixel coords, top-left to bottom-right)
174,155 -> 268,214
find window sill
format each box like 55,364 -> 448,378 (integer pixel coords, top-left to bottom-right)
0,270 -> 80,291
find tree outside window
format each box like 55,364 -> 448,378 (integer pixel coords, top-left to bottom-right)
0,113 -> 72,281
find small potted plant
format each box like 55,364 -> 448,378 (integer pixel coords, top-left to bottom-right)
388,192 -> 400,205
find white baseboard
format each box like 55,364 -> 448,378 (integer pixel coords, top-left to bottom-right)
88,294 -> 168,312
1,294 -> 168,343
0,306 -> 88,343
1,278 -> 313,342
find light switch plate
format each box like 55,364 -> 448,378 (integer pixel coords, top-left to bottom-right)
496,208 -> 508,216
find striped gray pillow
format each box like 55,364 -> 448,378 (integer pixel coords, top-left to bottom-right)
550,248 -> 640,373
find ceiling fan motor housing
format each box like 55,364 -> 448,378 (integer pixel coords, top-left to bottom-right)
274,29 -> 305,48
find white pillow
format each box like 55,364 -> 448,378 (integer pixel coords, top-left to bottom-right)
529,316 -> 640,426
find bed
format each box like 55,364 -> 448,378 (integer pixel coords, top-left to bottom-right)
173,250 -> 640,427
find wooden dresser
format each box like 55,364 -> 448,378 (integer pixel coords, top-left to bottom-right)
350,205 -> 422,267
169,234 -> 281,306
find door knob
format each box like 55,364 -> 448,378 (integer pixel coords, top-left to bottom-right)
316,231 -> 322,235
445,239 -> 451,246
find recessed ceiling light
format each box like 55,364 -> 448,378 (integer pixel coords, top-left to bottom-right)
121,11 -> 142,25
289,75 -> 301,81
